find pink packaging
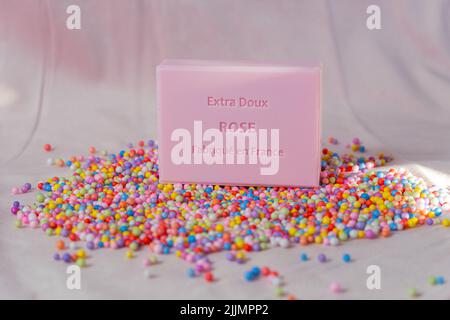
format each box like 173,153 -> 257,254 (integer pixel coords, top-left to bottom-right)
157,59 -> 321,187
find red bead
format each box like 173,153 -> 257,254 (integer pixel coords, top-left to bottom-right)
43,144 -> 52,152
204,272 -> 214,282
261,267 -> 271,276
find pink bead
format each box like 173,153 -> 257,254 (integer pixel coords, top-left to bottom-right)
330,282 -> 342,293
11,187 -> 20,195
143,258 -> 151,266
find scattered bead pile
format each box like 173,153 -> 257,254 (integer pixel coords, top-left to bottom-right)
9,138 -> 449,297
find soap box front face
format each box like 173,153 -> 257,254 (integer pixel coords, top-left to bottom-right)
157,60 -> 321,187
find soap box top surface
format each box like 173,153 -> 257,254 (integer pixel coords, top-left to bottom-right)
157,59 -> 321,187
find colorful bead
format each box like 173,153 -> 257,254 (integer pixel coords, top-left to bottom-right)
11,187 -> 21,195
56,240 -> 65,250
204,272 -> 214,282
43,144 -> 52,152
318,253 -> 327,263
300,253 -> 309,262
329,282 -> 342,293
21,183 -> 32,193
408,287 -> 419,298
187,268 -> 196,278
342,253 -> 351,263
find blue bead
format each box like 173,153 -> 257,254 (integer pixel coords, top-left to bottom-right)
187,268 -> 196,278
342,253 -> 351,263
300,253 -> 308,261
251,266 -> 261,277
244,271 -> 255,281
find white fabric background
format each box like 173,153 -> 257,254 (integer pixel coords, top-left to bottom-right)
0,0 -> 449,299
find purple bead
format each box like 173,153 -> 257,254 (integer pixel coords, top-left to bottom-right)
195,264 -> 204,272
13,201 -> 20,208
116,239 -> 124,248
22,183 -> 32,192
365,229 -> 377,239
226,253 -> 235,261
318,253 -> 327,263
62,253 -> 72,263
53,253 -> 61,261
355,221 -> 365,230
86,241 -> 95,250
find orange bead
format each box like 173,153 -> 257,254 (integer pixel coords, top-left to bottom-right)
56,240 -> 65,250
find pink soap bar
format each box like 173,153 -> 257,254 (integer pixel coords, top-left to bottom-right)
157,59 -> 321,187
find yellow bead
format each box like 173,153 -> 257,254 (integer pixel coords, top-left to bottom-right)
236,252 -> 245,259
77,249 -> 86,258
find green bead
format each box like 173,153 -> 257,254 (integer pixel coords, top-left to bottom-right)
275,287 -> 284,297
36,193 -> 45,203
132,227 -> 141,236
76,258 -> 87,268
408,288 -> 419,298
149,256 -> 158,264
